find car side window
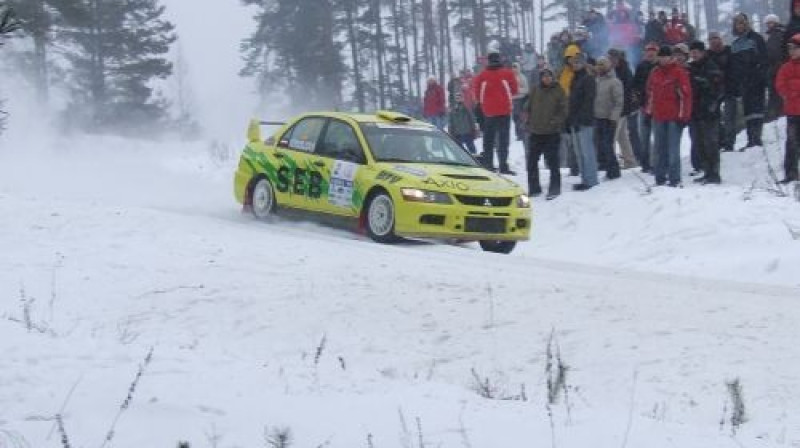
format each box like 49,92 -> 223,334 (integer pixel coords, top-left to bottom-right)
279,117 -> 326,153
317,119 -> 365,163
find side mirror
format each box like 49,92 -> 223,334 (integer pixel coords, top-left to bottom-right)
342,147 -> 365,164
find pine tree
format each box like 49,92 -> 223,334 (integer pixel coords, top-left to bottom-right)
5,0 -> 82,104
1,2 -> 20,134
240,0 -> 346,112
62,0 -> 176,133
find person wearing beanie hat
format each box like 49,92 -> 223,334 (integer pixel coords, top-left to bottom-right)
775,33 -> 800,183
526,66 -> 568,199
688,40 -> 724,184
646,39 -> 692,187
472,47 -> 519,173
766,12 -> 788,123
730,12 -> 768,150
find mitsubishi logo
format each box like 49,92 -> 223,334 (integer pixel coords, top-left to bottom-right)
483,198 -> 492,207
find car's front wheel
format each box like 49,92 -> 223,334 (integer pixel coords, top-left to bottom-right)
479,240 -> 516,254
251,177 -> 277,220
365,192 -> 399,243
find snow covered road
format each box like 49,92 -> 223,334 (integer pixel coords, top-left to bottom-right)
1,134 -> 799,447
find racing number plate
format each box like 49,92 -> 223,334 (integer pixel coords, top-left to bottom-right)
464,217 -> 507,233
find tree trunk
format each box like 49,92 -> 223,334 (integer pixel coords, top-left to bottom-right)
476,0 -> 486,55
346,1 -> 364,111
31,0 -> 48,105
410,0 -> 421,101
437,0 -> 446,83
374,0 -> 386,109
391,0 -> 406,104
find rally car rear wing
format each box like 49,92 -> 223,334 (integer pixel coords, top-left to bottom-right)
247,119 -> 286,143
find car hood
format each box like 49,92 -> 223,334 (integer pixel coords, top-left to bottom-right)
375,163 -> 523,195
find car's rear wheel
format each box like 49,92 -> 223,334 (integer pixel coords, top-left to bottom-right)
479,240 -> 516,254
365,192 -> 399,243
251,177 -> 277,220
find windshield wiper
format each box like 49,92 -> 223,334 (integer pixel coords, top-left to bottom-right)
377,158 -> 418,163
435,161 -> 478,167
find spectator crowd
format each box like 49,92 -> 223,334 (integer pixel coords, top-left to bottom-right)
421,0 -> 800,200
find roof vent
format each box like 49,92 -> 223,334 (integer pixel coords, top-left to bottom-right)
376,110 -> 412,123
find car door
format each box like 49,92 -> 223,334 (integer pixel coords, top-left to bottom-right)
309,118 -> 367,216
273,116 -> 327,210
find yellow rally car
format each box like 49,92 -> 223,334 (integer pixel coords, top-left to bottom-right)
234,110 -> 531,254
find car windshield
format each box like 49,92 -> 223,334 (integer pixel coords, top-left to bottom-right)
360,123 -> 479,166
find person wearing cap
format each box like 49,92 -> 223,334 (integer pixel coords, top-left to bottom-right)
566,54 -> 599,190
526,68 -> 568,199
631,41 -> 660,173
594,56 -> 625,181
688,41 -> 724,184
472,50 -> 519,174
730,13 -> 768,151
646,45 -> 692,187
775,33 -> 800,183
423,77 -> 447,130
708,31 -> 736,152
765,14 -> 787,123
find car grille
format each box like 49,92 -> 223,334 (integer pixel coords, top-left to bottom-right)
464,217 -> 507,233
455,195 -> 513,207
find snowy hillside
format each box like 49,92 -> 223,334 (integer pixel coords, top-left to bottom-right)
1,122 -> 799,447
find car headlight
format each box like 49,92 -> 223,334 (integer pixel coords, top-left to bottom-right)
401,188 -> 453,204
516,194 -> 531,208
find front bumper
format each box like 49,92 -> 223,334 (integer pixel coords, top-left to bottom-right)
393,200 -> 532,241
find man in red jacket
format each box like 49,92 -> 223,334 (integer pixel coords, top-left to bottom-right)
776,33 -> 800,184
647,45 -> 692,187
472,50 -> 519,174
423,77 -> 446,130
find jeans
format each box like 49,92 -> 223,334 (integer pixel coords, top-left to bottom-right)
653,120 -> 684,186
721,96 -> 738,151
571,126 -> 598,187
528,133 -> 561,195
786,116 -> 800,180
639,112 -> 653,171
689,117 -> 720,180
482,115 -> 511,170
453,134 -> 477,154
627,113 -> 646,170
596,119 -> 620,178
